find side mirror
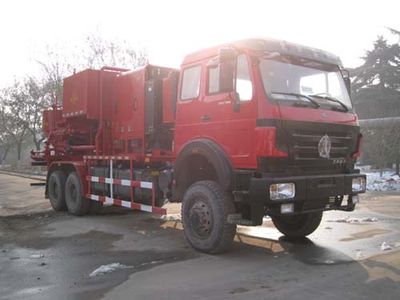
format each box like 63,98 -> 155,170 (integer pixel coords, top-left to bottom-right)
219,60 -> 235,93
342,69 -> 351,95
218,47 -> 236,93
344,77 -> 351,95
218,47 -> 237,63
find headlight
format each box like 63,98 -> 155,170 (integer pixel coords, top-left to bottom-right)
352,177 -> 366,192
270,183 -> 295,200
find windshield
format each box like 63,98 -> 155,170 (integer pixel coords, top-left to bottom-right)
259,58 -> 352,109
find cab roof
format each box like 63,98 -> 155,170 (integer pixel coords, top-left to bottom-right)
182,38 -> 342,67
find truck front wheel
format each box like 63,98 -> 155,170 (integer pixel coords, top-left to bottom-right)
48,170 -> 67,211
271,211 -> 323,239
65,172 -> 90,216
181,180 -> 237,254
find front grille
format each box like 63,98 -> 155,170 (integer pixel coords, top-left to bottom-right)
291,130 -> 353,161
257,119 -> 360,174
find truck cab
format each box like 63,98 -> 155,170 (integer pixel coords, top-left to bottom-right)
173,38 -> 366,253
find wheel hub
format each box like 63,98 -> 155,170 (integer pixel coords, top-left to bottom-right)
189,200 -> 213,238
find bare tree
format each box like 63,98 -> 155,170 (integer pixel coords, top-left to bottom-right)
0,77 -> 52,157
35,46 -> 74,105
0,122 -> 13,165
84,33 -> 148,69
0,95 -> 29,162
24,77 -> 52,150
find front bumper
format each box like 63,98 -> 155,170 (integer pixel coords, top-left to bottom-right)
249,172 -> 366,217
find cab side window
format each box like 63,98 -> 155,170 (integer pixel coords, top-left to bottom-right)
236,54 -> 253,101
181,65 -> 201,100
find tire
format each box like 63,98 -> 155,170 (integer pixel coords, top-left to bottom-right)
48,170 -> 67,211
181,180 -> 237,254
271,211 -> 323,238
65,172 -> 90,216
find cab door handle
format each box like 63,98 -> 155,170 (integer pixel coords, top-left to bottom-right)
201,115 -> 211,121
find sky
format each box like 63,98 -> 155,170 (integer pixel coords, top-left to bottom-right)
0,0 -> 399,87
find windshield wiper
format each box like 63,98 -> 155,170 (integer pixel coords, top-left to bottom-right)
309,94 -> 349,112
270,92 -> 320,108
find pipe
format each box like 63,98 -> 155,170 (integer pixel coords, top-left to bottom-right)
70,145 -> 96,152
101,66 -> 129,72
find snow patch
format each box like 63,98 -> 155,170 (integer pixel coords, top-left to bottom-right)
89,263 -> 132,277
380,242 -> 392,251
140,260 -> 162,266
365,171 -> 400,191
324,260 -> 335,264
327,217 -> 378,224
355,251 -> 364,260
160,214 -> 181,222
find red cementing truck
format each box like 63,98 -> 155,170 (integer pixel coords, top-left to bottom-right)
32,38 -> 366,253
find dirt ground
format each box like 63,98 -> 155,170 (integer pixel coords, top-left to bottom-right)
0,173 -> 399,300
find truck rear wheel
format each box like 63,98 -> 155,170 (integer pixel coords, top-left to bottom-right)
271,211 -> 323,238
48,170 -> 67,211
181,180 -> 236,254
65,172 -> 90,216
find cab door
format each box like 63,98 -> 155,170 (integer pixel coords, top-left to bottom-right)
175,54 -> 258,169
174,64 -> 204,150
201,54 -> 257,169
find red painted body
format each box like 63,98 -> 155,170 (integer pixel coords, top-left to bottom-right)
32,38 -> 362,214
